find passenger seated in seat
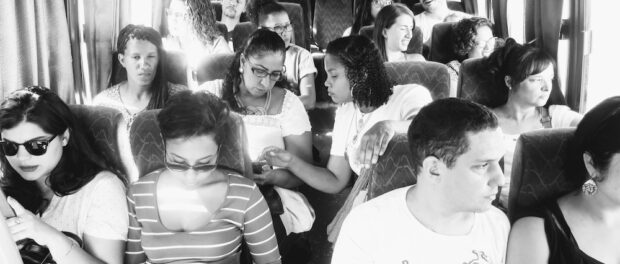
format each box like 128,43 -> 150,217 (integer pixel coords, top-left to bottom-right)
94,24 -> 187,127
374,3 -> 426,62
125,91 -> 281,264
249,0 -> 317,109
447,17 -> 496,95
344,0 -> 393,36
332,98 -> 510,263
507,96 -> 620,264
263,35 -> 431,194
164,0 -> 232,89
415,0 -> 470,45
488,39 -> 582,207
221,0 -> 247,35
1,86 -> 128,264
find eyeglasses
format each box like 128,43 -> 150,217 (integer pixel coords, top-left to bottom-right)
164,160 -> 218,173
262,23 -> 293,35
244,57 -> 285,81
0,135 -> 57,156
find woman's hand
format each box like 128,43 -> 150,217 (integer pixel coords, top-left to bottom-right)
261,147 -> 295,168
6,197 -> 62,246
357,120 -> 395,167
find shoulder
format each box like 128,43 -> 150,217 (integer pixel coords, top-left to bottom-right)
281,88 -> 306,110
93,84 -> 121,104
80,171 -> 126,197
548,104 -> 583,127
198,79 -> 225,96
391,84 -> 432,101
506,216 -> 549,263
405,53 -> 426,62
480,206 -> 510,230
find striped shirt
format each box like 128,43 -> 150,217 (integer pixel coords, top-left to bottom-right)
125,170 -> 281,264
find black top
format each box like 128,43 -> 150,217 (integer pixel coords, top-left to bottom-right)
534,201 -> 604,264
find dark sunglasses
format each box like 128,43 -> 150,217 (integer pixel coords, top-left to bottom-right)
164,160 -> 218,173
0,135 -> 57,156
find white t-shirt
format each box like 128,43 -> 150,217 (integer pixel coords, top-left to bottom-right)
332,186 -> 510,264
283,44 -> 317,95
500,105 -> 582,205
330,84 -> 432,174
41,171 -> 128,240
199,79 -> 311,160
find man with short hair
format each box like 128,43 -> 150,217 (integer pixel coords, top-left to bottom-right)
332,98 -> 510,264
221,0 -> 246,34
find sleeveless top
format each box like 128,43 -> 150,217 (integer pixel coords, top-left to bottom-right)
533,201 -> 603,264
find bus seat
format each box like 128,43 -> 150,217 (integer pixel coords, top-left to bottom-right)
458,57 -> 568,108
232,22 -> 258,51
508,128 -> 580,223
428,22 -> 458,64
359,25 -> 424,54
308,52 -> 337,166
366,133 -> 416,199
69,105 -> 129,181
108,50 -> 188,89
215,22 -> 230,41
384,60 -> 451,100
129,109 -> 252,178
280,0 -> 314,49
196,53 -> 236,84
313,0 -> 354,49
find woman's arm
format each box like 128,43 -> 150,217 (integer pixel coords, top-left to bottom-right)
297,73 -> 316,109
255,132 -> 312,189
243,185 -> 282,264
0,215 -> 22,264
506,217 -> 549,264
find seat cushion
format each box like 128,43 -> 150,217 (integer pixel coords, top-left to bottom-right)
384,60 -> 451,100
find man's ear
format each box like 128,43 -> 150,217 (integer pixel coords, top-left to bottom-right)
421,156 -> 443,183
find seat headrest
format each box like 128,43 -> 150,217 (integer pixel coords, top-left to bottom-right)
359,25 -> 424,54
231,22 -> 258,51
129,109 -> 252,178
281,2 -> 308,49
384,60 -> 450,100
196,53 -> 237,84
428,22 -> 458,63
366,133 -> 417,200
69,105 -> 126,180
508,128 -> 582,223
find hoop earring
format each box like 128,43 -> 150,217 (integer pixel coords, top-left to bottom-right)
582,176 -> 598,196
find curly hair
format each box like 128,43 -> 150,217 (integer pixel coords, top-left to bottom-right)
116,24 -> 171,110
451,17 -> 494,60
374,3 -> 414,62
221,29 -> 286,113
185,0 -> 221,45
326,35 -> 393,108
0,86 -> 123,213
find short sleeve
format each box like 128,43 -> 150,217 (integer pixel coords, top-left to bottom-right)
198,79 -> 225,98
331,206 -> 375,264
330,104 -> 354,157
393,84 -> 433,120
297,48 -> 317,79
280,91 -> 311,137
83,172 -> 129,240
549,105 -> 582,128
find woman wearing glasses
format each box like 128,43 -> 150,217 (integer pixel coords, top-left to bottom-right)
125,91 -> 281,264
446,17 -> 497,95
0,86 -> 128,264
248,0 -> 317,109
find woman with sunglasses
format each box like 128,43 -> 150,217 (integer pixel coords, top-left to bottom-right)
125,91 -> 280,264
0,86 -> 128,264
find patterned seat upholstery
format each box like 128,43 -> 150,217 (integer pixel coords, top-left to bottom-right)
458,57 -> 567,108
196,53 -> 236,84
129,109 -> 252,178
384,60 -> 451,100
313,0 -> 354,49
359,25 -> 424,54
508,128 -> 581,223
428,22 -> 458,64
230,3 -> 308,51
366,133 -> 417,200
69,105 -> 127,180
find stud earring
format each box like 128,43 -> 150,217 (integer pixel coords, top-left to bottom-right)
582,176 -> 598,196
239,67 -> 243,73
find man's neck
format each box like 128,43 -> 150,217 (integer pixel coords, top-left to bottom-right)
221,16 -> 241,32
406,185 -> 476,235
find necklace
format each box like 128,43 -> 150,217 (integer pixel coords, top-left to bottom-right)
118,84 -> 147,128
235,89 -> 272,115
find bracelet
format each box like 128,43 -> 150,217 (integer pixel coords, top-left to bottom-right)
53,238 -> 77,262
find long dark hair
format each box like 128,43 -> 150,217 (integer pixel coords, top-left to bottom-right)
0,86 -> 121,213
326,35 -> 393,108
221,29 -> 286,113
374,3 -> 414,62
185,0 -> 221,44
116,24 -> 170,110
484,38 -> 556,107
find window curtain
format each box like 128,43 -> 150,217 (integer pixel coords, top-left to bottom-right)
462,0 -> 478,14
491,0 -> 509,38
0,0 -> 75,102
525,0 -> 567,106
77,0 -> 169,102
